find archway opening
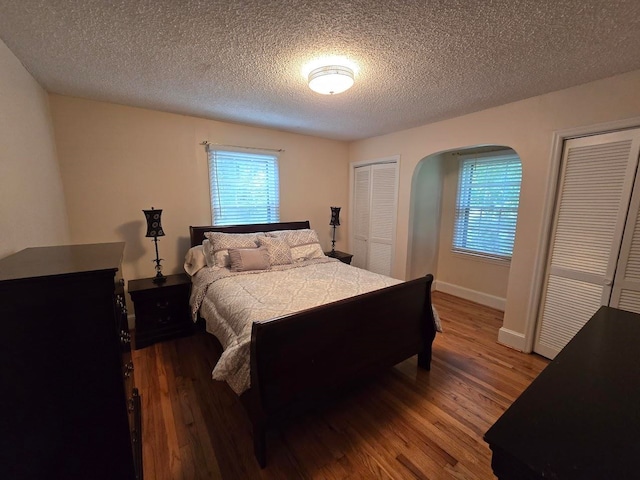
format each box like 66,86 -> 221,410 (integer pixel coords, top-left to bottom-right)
408,145 -> 522,311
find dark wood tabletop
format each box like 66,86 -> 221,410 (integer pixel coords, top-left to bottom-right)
484,306 -> 640,479
0,242 -> 124,282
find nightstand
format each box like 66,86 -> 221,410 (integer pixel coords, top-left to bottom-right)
128,273 -> 193,349
325,250 -> 353,265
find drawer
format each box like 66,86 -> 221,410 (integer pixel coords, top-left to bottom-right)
130,282 -> 193,349
129,388 -> 143,480
134,291 -> 189,329
122,358 -> 134,394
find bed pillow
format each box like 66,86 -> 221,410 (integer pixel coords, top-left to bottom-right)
202,239 -> 216,268
183,244 -> 207,276
228,247 -> 270,272
257,236 -> 293,266
204,232 -> 261,267
267,229 -> 325,262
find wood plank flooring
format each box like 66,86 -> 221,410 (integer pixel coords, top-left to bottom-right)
132,291 -> 549,479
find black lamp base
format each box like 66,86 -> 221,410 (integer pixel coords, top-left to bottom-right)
152,272 -> 166,284
330,224 -> 337,254
151,236 -> 166,284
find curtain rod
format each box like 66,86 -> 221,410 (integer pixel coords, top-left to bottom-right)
200,140 -> 284,153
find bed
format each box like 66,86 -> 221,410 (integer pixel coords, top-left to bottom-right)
187,221 -> 438,467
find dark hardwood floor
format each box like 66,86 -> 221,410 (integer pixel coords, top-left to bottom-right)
132,291 -> 549,479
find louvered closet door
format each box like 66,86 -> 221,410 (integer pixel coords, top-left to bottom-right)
351,160 -> 399,276
352,166 -> 371,269
367,163 -> 398,276
534,130 -> 640,359
608,135 -> 640,313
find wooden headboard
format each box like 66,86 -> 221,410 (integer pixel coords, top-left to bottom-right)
189,221 -> 311,247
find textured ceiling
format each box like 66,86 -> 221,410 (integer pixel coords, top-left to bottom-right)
1,1 -> 640,141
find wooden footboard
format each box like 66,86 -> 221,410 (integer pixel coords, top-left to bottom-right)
243,274 -> 436,467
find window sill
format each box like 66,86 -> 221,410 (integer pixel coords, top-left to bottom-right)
451,249 -> 512,267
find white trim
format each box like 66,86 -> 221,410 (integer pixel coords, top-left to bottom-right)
350,155 -> 400,168
530,340 -> 558,360
451,249 -> 511,267
524,116 -> 640,353
434,280 -> 506,311
497,327 -> 527,352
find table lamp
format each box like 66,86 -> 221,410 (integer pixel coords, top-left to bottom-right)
330,206 -> 341,254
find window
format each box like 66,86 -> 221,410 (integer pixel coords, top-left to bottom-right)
453,152 -> 522,260
206,147 -> 280,226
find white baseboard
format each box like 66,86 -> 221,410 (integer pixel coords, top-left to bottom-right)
497,327 -> 527,352
433,280 -> 506,311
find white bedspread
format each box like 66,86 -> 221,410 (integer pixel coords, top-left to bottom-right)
190,257 -> 440,394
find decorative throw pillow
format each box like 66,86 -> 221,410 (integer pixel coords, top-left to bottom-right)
290,243 -> 325,262
228,247 -> 270,272
267,229 -> 325,262
257,236 -> 293,266
204,232 -> 261,267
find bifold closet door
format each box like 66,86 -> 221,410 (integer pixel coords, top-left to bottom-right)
351,161 -> 399,276
534,129 -> 640,359
609,135 -> 640,313
368,163 -> 398,275
352,166 -> 371,270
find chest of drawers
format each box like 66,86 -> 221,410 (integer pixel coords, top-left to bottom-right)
0,243 -> 142,479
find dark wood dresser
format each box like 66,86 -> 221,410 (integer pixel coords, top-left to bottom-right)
484,306 -> 640,480
0,243 -> 142,480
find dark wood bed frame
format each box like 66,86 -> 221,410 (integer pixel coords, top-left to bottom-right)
190,221 -> 436,467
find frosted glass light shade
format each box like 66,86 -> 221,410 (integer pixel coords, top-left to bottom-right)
308,65 -> 354,95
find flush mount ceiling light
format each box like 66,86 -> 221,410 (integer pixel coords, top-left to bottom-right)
308,65 -> 355,95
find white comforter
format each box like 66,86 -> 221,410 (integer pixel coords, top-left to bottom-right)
190,257 -> 442,395
190,258 -> 438,394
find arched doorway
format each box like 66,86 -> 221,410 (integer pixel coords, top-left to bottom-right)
408,145 -> 522,311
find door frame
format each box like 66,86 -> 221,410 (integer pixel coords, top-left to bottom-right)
524,116 -> 640,352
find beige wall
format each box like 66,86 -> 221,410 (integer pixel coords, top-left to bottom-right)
407,152 -> 444,280
349,69 -> 640,351
0,39 -> 69,259
49,95 -> 349,296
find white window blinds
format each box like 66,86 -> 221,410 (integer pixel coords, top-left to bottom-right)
207,147 -> 280,226
453,152 -> 522,260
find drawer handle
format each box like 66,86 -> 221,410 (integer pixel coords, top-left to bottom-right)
124,361 -> 134,378
128,397 -> 135,413
156,300 -> 169,309
120,331 -> 131,345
